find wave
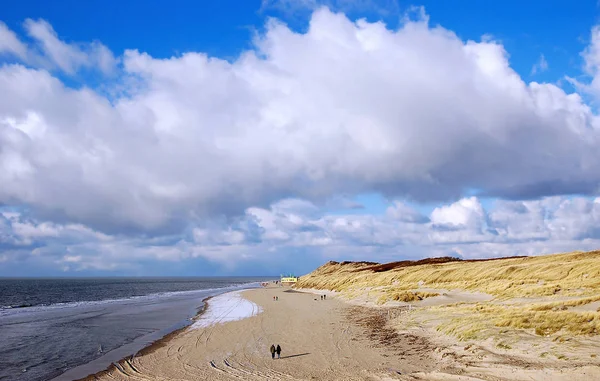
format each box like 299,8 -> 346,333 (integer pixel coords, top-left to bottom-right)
0,281 -> 263,316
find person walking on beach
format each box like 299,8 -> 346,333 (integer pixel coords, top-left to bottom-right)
270,344 -> 276,359
276,344 -> 281,359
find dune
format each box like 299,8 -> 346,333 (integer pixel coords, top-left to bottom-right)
295,250 -> 600,379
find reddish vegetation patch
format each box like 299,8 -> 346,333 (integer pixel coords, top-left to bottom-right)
326,255 -> 530,274
463,255 -> 528,263
339,260 -> 379,266
363,257 -> 462,272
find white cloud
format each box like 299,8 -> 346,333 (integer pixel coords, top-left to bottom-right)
431,197 -> 486,229
568,26 -> 600,99
583,26 -> 600,78
0,22 -> 27,59
24,18 -> 90,74
2,9 -> 600,274
0,19 -> 116,75
3,195 -> 600,273
531,53 -> 548,75
385,201 -> 428,223
2,10 -> 600,234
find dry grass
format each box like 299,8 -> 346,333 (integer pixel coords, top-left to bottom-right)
297,250 -> 600,299
297,250 -> 600,339
530,294 -> 600,311
377,291 -> 439,304
435,303 -> 600,338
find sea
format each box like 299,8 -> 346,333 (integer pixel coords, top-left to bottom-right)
0,277 -> 274,381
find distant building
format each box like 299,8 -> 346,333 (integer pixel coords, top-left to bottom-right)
280,274 -> 299,286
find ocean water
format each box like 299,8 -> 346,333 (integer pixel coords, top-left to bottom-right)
0,277 -> 273,381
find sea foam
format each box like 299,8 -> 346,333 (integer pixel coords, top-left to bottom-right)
191,290 -> 262,329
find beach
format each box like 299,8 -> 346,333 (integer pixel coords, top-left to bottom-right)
86,283 -> 600,381
85,285 -> 428,380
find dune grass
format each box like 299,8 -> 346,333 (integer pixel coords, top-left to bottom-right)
434,303 -> 600,339
297,250 -> 600,299
377,291 -> 439,304
297,250 -> 600,338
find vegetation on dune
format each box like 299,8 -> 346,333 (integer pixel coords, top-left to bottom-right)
297,251 -> 600,298
296,250 -> 600,338
435,303 -> 600,339
377,291 -> 440,304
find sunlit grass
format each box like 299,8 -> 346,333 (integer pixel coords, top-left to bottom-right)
297,250 -> 600,338
435,303 -> 600,338
376,290 -> 439,304
297,251 -> 600,299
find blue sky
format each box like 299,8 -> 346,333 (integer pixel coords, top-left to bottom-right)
2,0 -> 595,78
2,0 -> 600,276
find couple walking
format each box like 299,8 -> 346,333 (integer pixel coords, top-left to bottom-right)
270,344 -> 281,359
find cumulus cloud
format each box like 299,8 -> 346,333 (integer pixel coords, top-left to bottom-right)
2,8 -> 600,274
431,197 -> 484,228
243,196 -> 600,259
1,9 -> 600,235
3,195 -> 600,274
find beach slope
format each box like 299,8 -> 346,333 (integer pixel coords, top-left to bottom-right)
87,286 -> 429,380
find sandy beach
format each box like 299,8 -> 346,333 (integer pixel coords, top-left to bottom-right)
85,283 -> 600,381
85,285 -> 431,380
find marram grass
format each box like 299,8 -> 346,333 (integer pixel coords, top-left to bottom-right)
296,250 -> 600,338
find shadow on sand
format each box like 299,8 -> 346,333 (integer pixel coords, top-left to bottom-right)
283,289 -> 307,293
279,352 -> 310,359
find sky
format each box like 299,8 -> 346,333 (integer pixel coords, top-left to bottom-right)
2,0 -> 600,276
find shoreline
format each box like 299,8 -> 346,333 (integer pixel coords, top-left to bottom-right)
75,295 -> 213,381
69,281 -> 270,381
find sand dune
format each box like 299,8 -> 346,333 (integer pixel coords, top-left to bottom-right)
294,250 -> 600,380
297,250 -> 600,336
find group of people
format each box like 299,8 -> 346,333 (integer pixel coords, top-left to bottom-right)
272,296 -> 279,301
320,294 -> 327,300
270,344 -> 282,359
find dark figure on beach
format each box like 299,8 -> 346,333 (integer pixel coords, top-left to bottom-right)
270,344 -> 276,359
276,296 -> 279,301
276,344 -> 281,359
323,294 -> 326,300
